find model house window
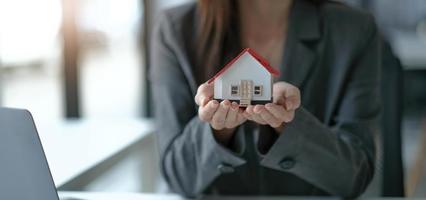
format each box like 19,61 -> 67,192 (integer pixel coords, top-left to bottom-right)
254,85 -> 263,96
231,85 -> 239,96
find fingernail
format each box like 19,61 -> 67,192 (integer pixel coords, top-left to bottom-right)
222,100 -> 230,108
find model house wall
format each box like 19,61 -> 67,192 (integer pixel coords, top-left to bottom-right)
214,51 -> 273,101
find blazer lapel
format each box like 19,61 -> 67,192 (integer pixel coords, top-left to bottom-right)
280,0 -> 321,89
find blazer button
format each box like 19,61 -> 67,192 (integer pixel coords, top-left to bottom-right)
279,158 -> 295,170
217,164 -> 235,174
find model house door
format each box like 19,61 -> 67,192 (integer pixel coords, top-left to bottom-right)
240,80 -> 253,107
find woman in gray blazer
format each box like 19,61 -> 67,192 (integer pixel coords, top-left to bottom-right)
150,0 -> 380,198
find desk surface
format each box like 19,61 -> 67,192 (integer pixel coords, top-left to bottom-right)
58,192 -> 420,200
59,192 -> 181,200
36,118 -> 155,187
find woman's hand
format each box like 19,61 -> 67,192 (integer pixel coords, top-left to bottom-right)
243,81 -> 301,133
195,83 -> 246,144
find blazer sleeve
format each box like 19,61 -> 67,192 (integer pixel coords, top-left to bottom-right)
149,13 -> 246,197
260,16 -> 381,198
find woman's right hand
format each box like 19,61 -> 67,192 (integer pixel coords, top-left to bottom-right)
194,83 -> 246,143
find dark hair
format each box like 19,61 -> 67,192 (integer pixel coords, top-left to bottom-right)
196,0 -> 233,83
196,0 -> 324,82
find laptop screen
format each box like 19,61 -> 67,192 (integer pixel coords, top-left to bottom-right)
0,108 -> 59,200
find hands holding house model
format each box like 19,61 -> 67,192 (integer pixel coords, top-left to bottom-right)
195,81 -> 301,143
195,49 -> 301,143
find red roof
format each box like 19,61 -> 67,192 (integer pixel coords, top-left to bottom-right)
207,48 -> 280,84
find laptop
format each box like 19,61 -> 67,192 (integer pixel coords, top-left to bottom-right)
0,108 -> 61,200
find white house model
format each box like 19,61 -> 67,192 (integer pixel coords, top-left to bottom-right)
208,48 -> 280,107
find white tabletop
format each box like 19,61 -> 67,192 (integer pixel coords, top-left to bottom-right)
36,118 -> 155,187
57,192 -> 418,200
58,192 -> 182,200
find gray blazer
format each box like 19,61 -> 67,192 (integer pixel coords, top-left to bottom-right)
150,0 -> 381,198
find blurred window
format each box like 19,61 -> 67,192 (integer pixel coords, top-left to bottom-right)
0,0 -> 63,121
0,0 -> 143,123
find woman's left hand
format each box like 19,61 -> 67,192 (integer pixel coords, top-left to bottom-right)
243,81 -> 301,133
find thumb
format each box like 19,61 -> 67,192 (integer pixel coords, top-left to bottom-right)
195,82 -> 214,106
201,96 -> 210,107
273,95 -> 286,106
284,95 -> 300,110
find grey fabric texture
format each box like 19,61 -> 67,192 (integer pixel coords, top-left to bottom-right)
149,0 -> 381,198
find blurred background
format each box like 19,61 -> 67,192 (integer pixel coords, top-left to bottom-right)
0,0 -> 425,197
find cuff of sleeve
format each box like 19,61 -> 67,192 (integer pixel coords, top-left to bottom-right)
259,107 -> 342,195
260,107 -> 311,171
194,118 -> 247,191
200,121 -> 247,168
259,106 -> 375,196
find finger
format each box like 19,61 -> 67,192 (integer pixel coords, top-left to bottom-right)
253,105 -> 265,114
252,114 -> 267,125
265,103 -> 296,123
246,105 -> 256,115
236,110 -> 247,125
257,107 -> 281,128
195,94 -> 209,107
198,100 -> 219,122
224,102 -> 239,128
248,105 -> 267,125
285,95 -> 301,110
282,85 -> 300,110
283,110 -> 295,123
265,103 -> 287,121
243,105 -> 255,121
211,100 -> 231,130
273,82 -> 297,97
242,111 -> 253,121
273,82 -> 301,110
254,105 -> 280,126
195,82 -> 214,106
273,95 -> 286,106
244,105 -> 256,120
246,105 -> 266,124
